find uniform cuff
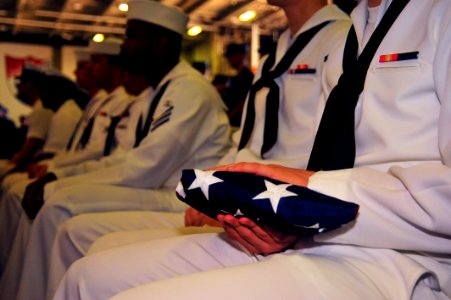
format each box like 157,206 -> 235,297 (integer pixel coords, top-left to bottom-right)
307,169 -> 354,201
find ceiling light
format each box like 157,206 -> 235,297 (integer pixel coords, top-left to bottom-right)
187,26 -> 202,37
73,2 -> 83,11
118,3 -> 128,12
92,33 -> 105,43
239,10 -> 256,22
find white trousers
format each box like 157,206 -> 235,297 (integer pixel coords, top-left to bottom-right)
88,225 -> 222,254
0,176 -> 31,274
0,214 -> 32,300
54,232 -> 448,300
47,211 -> 186,300
10,184 -> 186,300
53,226 -> 223,300
111,255 -> 449,300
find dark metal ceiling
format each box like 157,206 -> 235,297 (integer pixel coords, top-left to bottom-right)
0,0 -> 288,45
0,0 -> 356,46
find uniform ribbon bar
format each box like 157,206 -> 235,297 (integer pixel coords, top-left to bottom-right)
379,51 -> 419,62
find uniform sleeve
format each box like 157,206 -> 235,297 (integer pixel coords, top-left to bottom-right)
49,115 -> 108,168
48,79 -> 228,193
51,152 -> 126,178
117,81 -> 226,188
42,101 -> 82,154
308,11 -> 451,254
26,104 -> 53,140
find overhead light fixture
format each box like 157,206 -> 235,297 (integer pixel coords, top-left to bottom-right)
118,3 -> 128,12
73,2 -> 83,11
238,10 -> 256,22
187,25 -> 202,37
92,33 -> 105,43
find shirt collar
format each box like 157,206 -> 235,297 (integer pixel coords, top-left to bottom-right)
155,60 -> 190,90
351,0 -> 392,51
276,4 -> 351,63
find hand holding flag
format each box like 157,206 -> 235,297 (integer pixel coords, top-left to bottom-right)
176,164 -> 359,236
218,214 -> 299,255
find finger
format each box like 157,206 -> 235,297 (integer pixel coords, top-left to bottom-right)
223,216 -> 275,254
211,163 -> 314,188
184,208 -> 195,226
261,226 -> 299,245
207,164 -> 228,171
217,214 -> 226,224
222,222 -> 260,254
208,163 -> 241,172
219,215 -> 259,252
209,162 -> 262,173
219,215 -> 279,253
238,217 -> 278,244
184,212 -> 191,226
221,162 -> 264,174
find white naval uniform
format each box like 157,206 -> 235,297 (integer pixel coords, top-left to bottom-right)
221,5 -> 350,168
0,87 -> 147,296
0,99 -> 81,275
0,100 -> 53,189
0,97 -> 82,192
0,89 -> 122,194
40,99 -> 82,155
42,5 -> 352,299
0,98 -> 82,192
0,88 -> 129,272
25,100 -> 54,141
44,86 -> 130,170
0,100 -> 54,173
54,0 -> 451,299
6,60 -> 231,300
52,86 -> 154,179
0,100 -> 53,177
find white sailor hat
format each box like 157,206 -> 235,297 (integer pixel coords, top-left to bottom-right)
88,37 -> 122,55
74,49 -> 90,62
127,0 -> 189,36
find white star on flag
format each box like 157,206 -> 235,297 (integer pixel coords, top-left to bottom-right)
294,223 -> 326,232
253,180 -> 297,213
295,223 -> 320,229
234,209 -> 244,217
188,170 -> 223,200
176,182 -> 186,199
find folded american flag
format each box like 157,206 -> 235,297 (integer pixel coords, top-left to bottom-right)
176,169 -> 359,235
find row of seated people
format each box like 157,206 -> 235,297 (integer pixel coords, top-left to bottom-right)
0,0 -> 449,299
0,66 -> 88,177
0,6 -> 232,298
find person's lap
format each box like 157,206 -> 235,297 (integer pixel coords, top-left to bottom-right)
17,185 -> 187,300
54,232 -> 440,300
54,232 -> 253,300
0,178 -> 31,273
111,253 -> 449,300
47,211 -> 187,299
88,224 -> 223,254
